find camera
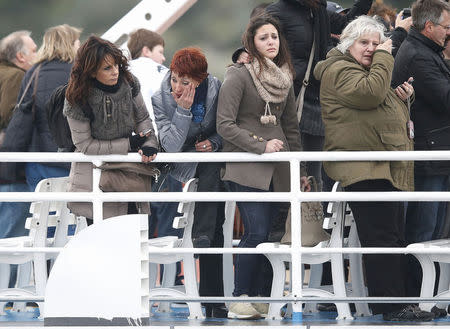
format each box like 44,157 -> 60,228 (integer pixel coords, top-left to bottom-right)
402,8 -> 411,19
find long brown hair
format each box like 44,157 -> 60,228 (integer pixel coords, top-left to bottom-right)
66,35 -> 132,106
242,15 -> 294,77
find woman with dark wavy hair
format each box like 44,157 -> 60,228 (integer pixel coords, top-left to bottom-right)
64,35 -> 158,220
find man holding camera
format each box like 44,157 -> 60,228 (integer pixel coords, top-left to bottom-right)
392,0 -> 450,308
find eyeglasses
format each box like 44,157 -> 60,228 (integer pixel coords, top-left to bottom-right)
435,22 -> 450,31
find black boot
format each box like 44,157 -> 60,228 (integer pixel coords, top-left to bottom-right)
204,303 -> 228,318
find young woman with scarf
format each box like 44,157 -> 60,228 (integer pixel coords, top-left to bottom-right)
217,15 -> 309,320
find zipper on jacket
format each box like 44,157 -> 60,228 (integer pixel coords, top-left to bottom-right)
105,96 -> 112,119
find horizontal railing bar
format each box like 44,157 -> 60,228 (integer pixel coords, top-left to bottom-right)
3,191 -> 450,202
0,296 -> 44,302
0,248 -> 63,253
148,296 -> 450,303
3,150 -> 450,162
0,246 -> 447,255
149,247 -> 450,255
2,296 -> 450,303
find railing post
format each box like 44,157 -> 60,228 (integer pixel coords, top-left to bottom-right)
92,160 -> 103,223
289,159 -> 302,321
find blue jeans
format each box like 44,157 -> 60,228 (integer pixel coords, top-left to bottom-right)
0,183 -> 31,288
225,180 -> 278,297
406,174 -> 449,244
0,183 -> 31,238
25,163 -> 70,192
149,174 -> 183,285
149,175 -> 183,239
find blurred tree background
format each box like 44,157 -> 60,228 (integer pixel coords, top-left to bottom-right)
0,0 -> 414,79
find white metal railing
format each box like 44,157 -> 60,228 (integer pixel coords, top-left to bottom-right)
2,151 -> 450,310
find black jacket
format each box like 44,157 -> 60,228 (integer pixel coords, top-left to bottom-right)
390,27 -> 408,58
16,60 -> 72,153
0,60 -> 72,183
266,0 -> 372,136
392,27 -> 450,175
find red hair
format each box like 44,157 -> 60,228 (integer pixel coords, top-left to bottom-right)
169,47 -> 208,83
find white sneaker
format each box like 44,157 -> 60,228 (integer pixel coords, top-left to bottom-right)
252,302 -> 269,317
228,295 -> 261,320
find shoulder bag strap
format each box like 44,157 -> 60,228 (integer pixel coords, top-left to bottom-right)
14,64 -> 41,111
296,38 -> 316,124
30,64 -> 41,120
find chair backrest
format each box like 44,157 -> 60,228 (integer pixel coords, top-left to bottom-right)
171,178 -> 198,248
324,181 -> 351,247
26,177 -> 86,248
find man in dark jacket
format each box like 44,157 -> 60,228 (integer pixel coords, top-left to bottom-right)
266,0 -> 372,190
392,0 -> 450,303
0,30 -> 37,237
0,30 -> 37,289
445,38 -> 450,69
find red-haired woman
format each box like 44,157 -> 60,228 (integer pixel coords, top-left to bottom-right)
152,47 -> 227,318
63,36 -> 159,220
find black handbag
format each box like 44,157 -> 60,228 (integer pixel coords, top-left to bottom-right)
0,65 -> 41,182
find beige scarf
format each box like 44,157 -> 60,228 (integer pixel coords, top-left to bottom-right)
245,58 -> 293,103
245,58 -> 293,124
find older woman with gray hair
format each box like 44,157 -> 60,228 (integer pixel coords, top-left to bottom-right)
314,15 -> 435,321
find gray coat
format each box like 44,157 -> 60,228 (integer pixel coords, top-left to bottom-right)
217,64 -> 302,192
152,72 -> 222,182
64,78 -> 158,219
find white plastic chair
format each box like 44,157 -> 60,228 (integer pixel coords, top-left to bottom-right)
257,181 -> 371,320
148,178 -> 204,320
0,177 -> 86,315
302,198 -> 370,318
407,239 -> 450,312
222,201 -> 236,303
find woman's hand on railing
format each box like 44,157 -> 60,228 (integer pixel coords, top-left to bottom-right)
139,146 -> 158,163
264,139 -> 284,153
195,139 -> 213,152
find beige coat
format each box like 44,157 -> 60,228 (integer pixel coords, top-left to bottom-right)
65,82 -> 158,219
217,64 -> 302,192
314,49 -> 413,191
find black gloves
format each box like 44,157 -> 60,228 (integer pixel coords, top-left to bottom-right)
140,146 -> 158,157
129,135 -> 158,156
129,134 -> 146,151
